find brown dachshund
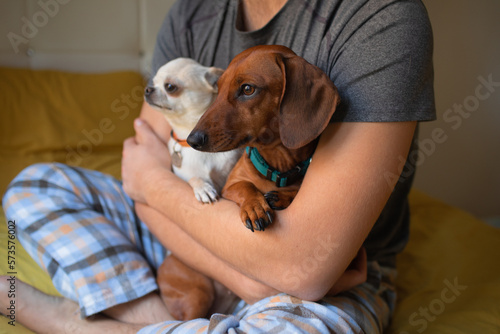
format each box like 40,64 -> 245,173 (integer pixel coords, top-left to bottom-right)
157,255 -> 215,321
188,45 -> 340,231
161,45 -> 340,321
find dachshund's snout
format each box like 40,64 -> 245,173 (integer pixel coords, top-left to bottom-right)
187,130 -> 209,151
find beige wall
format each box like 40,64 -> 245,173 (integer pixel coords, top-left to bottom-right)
0,0 -> 176,74
416,0 -> 500,219
1,0 -> 498,218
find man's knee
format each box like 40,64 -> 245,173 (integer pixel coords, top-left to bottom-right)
2,162 -> 68,212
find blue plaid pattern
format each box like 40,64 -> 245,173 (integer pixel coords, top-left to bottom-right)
3,163 -> 396,333
139,263 -> 396,334
2,163 -> 166,317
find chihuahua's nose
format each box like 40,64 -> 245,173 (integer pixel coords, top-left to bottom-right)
187,130 -> 209,151
144,86 -> 155,96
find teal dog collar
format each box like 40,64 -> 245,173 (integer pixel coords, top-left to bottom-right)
246,146 -> 311,187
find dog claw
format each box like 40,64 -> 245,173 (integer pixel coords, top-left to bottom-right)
254,219 -> 261,231
256,218 -> 266,231
246,219 -> 254,232
241,200 -> 275,232
264,191 -> 279,203
264,191 -> 285,210
265,211 -> 273,225
190,179 -> 219,204
261,218 -> 268,231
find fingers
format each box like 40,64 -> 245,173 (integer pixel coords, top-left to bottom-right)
123,136 -> 137,147
326,247 -> 368,296
346,247 -> 367,272
134,118 -> 159,145
122,137 -> 137,159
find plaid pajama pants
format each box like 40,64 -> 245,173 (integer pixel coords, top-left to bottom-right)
3,163 -> 397,334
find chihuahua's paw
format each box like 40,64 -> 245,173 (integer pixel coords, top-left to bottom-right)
240,197 -> 274,232
189,178 -> 219,204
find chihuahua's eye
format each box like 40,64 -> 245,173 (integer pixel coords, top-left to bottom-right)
242,84 -> 255,96
165,83 -> 178,93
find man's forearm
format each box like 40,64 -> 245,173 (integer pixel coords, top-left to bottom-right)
139,121 -> 416,301
134,202 -> 278,304
141,160 -> 346,301
141,168 -> 340,301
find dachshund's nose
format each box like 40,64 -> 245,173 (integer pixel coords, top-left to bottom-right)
187,130 -> 209,151
144,86 -> 155,96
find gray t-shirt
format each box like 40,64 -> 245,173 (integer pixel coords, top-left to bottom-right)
151,0 -> 436,266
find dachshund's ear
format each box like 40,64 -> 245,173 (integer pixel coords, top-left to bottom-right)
204,67 -> 224,93
277,55 -> 340,149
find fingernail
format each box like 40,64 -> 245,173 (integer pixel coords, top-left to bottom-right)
134,118 -> 143,126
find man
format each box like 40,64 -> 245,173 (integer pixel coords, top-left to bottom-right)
1,0 -> 434,332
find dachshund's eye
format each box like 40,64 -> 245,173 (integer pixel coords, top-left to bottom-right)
165,83 -> 178,93
242,84 -> 255,96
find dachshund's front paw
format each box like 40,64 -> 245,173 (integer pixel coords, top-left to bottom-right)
264,191 -> 295,210
240,197 -> 274,232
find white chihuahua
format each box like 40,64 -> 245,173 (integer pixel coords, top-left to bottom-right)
144,58 -> 240,203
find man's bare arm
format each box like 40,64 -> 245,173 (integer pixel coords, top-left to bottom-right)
130,117 -> 416,301
139,101 -> 171,144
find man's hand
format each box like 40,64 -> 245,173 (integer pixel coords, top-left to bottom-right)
327,247 -> 367,296
122,118 -> 172,203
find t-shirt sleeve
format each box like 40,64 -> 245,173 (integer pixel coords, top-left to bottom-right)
150,0 -> 185,82
329,0 -> 436,122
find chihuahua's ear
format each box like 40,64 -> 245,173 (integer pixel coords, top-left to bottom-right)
276,55 -> 340,149
204,67 -> 224,93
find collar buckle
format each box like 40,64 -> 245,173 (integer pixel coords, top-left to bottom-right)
275,165 -> 302,187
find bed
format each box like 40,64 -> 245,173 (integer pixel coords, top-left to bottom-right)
1,67 -> 499,333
